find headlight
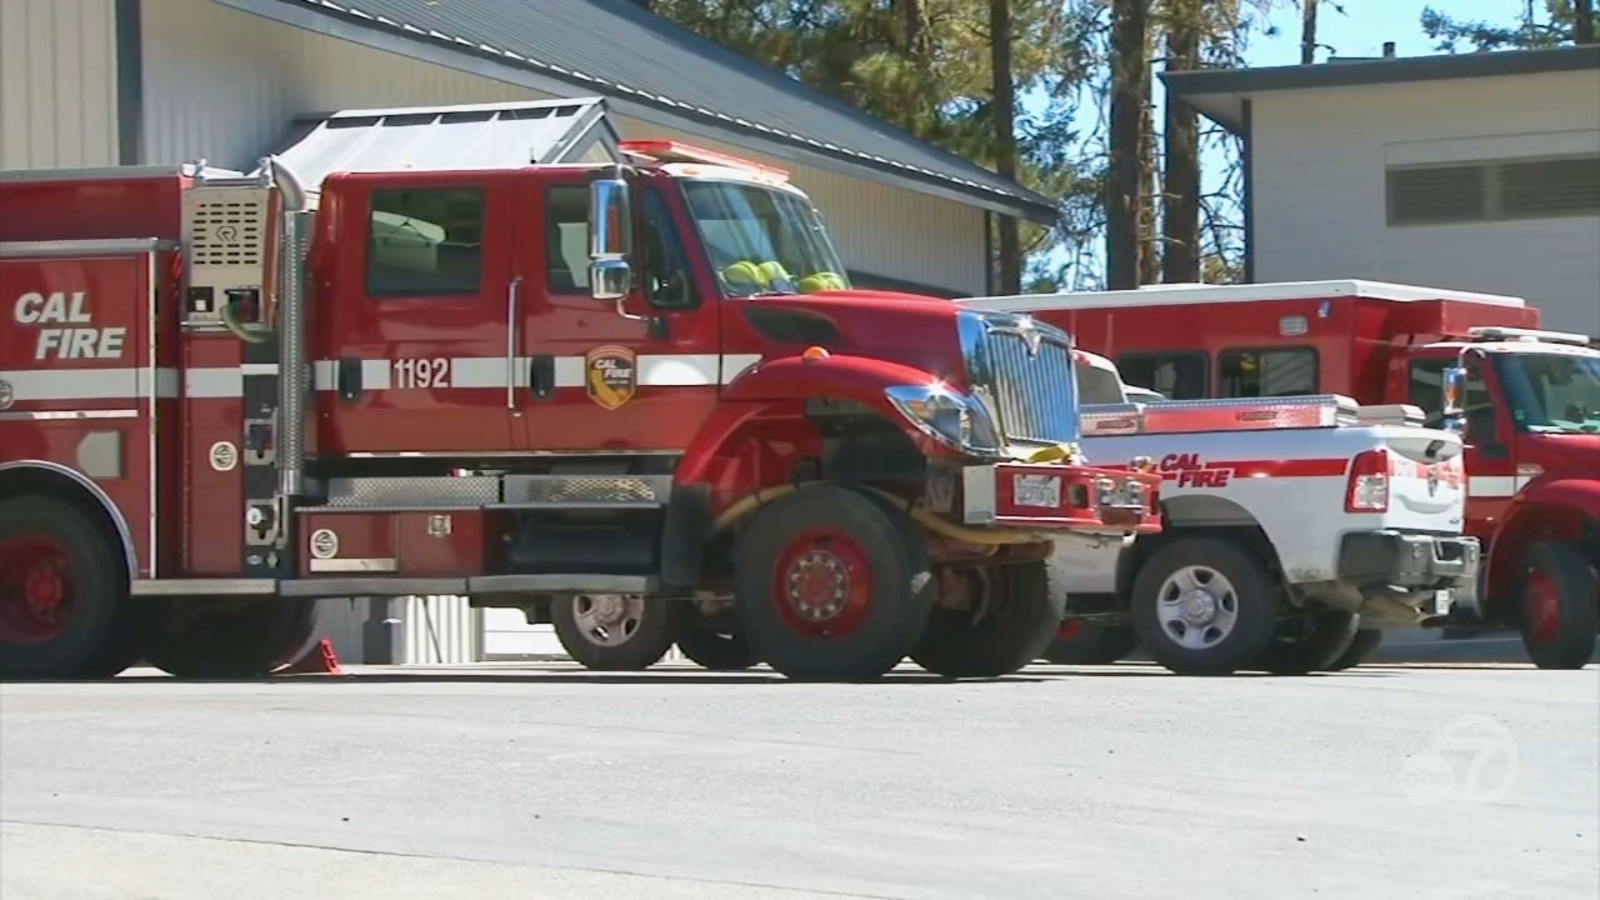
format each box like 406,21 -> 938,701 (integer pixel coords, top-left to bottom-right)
885,383 -> 1003,456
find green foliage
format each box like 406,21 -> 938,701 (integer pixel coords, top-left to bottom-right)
1421,0 -> 1590,52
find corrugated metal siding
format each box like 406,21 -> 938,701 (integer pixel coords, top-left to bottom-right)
0,0 -> 118,169
1251,71 -> 1600,335
141,0 -> 987,295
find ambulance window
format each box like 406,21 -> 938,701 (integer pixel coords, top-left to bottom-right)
1118,352 -> 1207,400
366,188 -> 485,296
545,186 -> 591,294
1219,348 -> 1318,398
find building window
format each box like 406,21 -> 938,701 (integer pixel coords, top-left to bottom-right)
366,188 -> 485,296
1219,347 -> 1318,398
1117,352 -> 1208,400
1387,153 -> 1600,227
546,185 -> 591,294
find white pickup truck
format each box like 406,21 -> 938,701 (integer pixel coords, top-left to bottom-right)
1044,351 -> 1483,676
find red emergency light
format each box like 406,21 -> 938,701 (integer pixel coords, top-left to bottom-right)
618,139 -> 790,180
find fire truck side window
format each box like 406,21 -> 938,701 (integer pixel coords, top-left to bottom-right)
1219,348 -> 1318,398
545,186 -> 591,294
639,189 -> 699,309
1409,358 -> 1496,441
366,188 -> 485,296
1117,352 -> 1207,400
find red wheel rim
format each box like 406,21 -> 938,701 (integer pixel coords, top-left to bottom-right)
0,535 -> 76,644
1055,620 -> 1084,640
771,527 -> 873,639
1524,569 -> 1561,643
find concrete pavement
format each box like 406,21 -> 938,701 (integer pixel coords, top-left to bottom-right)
2,661 -> 1596,900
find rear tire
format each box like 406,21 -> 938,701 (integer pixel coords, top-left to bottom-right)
1128,537 -> 1280,676
1252,607 -> 1360,675
136,597 -> 316,679
1518,540 -> 1599,670
733,485 -> 932,682
0,495 -> 124,681
1326,628 -> 1384,672
910,560 -> 1065,678
552,594 -> 681,671
1040,620 -> 1140,665
676,626 -> 759,671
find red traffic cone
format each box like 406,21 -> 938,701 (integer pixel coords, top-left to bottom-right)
282,638 -> 345,676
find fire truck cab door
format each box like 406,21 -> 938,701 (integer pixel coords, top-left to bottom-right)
1404,348 -> 1515,535
315,178 -> 517,454
512,174 -> 722,452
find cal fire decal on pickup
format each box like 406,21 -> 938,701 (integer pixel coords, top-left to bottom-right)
1159,453 -> 1235,488
586,345 -> 637,410
13,291 -> 127,360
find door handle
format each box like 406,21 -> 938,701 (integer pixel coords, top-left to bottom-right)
529,355 -> 555,400
506,276 -> 522,410
337,357 -> 362,403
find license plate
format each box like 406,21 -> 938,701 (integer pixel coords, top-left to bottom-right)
1434,590 -> 1452,615
1013,473 -> 1062,508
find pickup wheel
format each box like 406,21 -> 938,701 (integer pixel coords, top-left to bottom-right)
1326,628 -> 1385,672
136,598 -> 317,678
733,485 -> 932,682
0,495 -> 124,681
910,560 -> 1065,678
1518,540 -> 1599,670
1252,607 -> 1361,675
676,627 -> 759,671
552,594 -> 681,671
1040,620 -> 1140,665
1128,537 -> 1279,676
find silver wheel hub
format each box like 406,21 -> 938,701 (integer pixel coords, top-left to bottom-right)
788,552 -> 847,621
1155,565 -> 1240,650
571,594 -> 645,647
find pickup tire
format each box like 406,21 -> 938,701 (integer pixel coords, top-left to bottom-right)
552,594 -> 681,671
676,627 -> 759,671
1252,607 -> 1360,675
733,485 -> 932,682
1517,540 -> 1599,670
1128,537 -> 1279,676
137,598 -> 317,678
911,560 -> 1065,678
1040,621 -> 1140,665
0,495 -> 123,681
1326,628 -> 1384,671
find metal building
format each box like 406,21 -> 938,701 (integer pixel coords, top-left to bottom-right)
3,0 -> 1054,663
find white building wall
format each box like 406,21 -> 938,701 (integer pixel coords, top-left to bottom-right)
0,0 -> 119,169
1249,71 -> 1600,335
138,0 -> 987,295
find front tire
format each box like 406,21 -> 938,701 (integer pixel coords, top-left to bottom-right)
676,627 -> 759,671
0,495 -> 124,680
910,560 -> 1065,678
1326,628 -> 1384,671
1518,540 -> 1598,670
1252,607 -> 1361,675
1128,537 -> 1279,676
733,485 -> 932,682
552,594 -> 681,671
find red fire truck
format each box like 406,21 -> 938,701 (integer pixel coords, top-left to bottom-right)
0,98 -> 1161,683
964,279 -> 1600,669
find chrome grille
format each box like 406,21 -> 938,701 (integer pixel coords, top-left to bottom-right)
958,311 -> 1081,446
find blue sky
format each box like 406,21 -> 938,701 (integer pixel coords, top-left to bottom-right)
1023,0 -> 1514,287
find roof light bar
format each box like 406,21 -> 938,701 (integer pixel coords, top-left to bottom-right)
618,139 -> 790,180
1465,325 -> 1592,346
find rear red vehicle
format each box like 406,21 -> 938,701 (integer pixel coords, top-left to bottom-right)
0,98 -> 1161,684
962,280 -> 1599,669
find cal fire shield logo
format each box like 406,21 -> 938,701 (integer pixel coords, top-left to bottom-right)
586,345 -> 637,410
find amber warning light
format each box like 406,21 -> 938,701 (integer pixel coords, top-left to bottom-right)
619,140 -> 791,180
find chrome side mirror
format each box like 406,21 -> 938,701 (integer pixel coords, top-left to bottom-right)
588,258 -> 632,303
1440,365 -> 1468,433
588,171 -> 633,303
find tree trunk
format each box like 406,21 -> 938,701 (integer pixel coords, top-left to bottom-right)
991,0 -> 1023,294
1300,0 -> 1319,64
1106,0 -> 1147,291
1138,85 -> 1160,286
1161,12 -> 1201,284
1577,0 -> 1595,44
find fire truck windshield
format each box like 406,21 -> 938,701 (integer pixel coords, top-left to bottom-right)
680,180 -> 852,297
1495,352 -> 1600,434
